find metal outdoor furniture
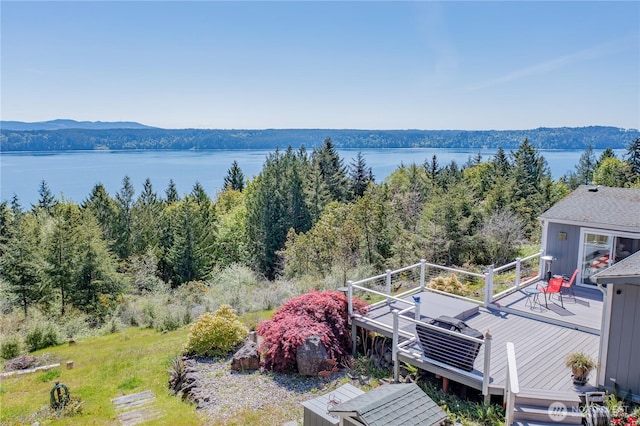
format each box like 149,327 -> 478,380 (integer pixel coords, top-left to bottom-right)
560,269 -> 578,300
537,276 -> 564,308
524,287 -> 543,311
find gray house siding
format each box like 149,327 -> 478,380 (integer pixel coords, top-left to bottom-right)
545,222 -> 581,277
604,283 -> 640,398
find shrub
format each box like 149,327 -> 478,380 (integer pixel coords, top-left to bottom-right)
184,304 -> 248,357
257,290 -> 368,373
1,333 -> 23,359
25,320 -> 61,352
427,274 -> 468,296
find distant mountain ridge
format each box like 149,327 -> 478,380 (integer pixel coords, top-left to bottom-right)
1,119 -> 156,131
1,124 -> 638,151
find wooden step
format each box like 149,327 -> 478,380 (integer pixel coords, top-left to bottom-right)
515,387 -> 581,409
513,404 -> 583,425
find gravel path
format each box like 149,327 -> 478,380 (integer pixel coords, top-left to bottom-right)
184,356 -> 352,425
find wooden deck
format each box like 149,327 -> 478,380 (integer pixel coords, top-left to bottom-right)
353,287 -> 602,398
494,282 -> 604,333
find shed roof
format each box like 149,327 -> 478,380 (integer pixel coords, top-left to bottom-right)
328,383 -> 446,426
538,186 -> 640,233
591,250 -> 640,285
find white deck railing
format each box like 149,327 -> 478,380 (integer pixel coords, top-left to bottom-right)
391,309 -> 493,401
504,342 -> 520,425
491,250 -> 544,302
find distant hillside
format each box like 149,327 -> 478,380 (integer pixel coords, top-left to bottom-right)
0,119 -> 156,131
1,125 -> 638,151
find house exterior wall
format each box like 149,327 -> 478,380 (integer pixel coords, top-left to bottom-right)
603,283 -> 640,400
544,222 -> 581,277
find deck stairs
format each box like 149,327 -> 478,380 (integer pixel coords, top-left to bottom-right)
511,387 -> 584,425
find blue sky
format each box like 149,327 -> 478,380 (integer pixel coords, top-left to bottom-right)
1,1 -> 639,130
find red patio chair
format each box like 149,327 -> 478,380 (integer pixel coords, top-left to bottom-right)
537,276 -> 563,308
561,269 -> 578,300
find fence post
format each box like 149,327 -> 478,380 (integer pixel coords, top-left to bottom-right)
482,330 -> 492,404
392,310 -> 399,383
515,257 -> 522,289
538,249 -> 545,280
420,259 -> 426,291
348,280 -> 356,355
505,342 -> 519,425
484,265 -> 494,308
386,269 -> 392,302
414,297 -> 421,320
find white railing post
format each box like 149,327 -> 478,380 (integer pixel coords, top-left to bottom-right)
419,259 -> 426,291
348,280 -> 356,356
392,310 -> 400,383
347,280 -> 353,318
414,296 -> 421,320
482,330 -> 492,403
386,269 -> 392,302
538,249 -> 545,280
484,265 -> 494,307
515,257 -> 522,289
505,342 -> 520,425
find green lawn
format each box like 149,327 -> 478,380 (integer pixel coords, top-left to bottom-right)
0,327 -> 200,425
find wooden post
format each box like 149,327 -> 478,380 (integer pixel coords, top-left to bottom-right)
347,280 -> 353,318
419,259 -> 426,291
482,330 -> 492,404
414,297 -> 421,320
351,322 -> 357,356
66,361 -> 74,370
392,310 -> 399,383
442,377 -> 450,393
515,257 -> 522,289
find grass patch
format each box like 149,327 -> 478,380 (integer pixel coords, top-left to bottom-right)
0,327 -> 200,425
36,368 -> 61,383
117,375 -> 142,391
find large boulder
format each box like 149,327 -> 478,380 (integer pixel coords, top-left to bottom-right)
296,335 -> 329,376
230,341 -> 260,371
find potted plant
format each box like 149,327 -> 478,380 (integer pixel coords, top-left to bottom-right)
565,352 -> 598,385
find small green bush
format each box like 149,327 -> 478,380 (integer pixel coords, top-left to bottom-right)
25,321 -> 61,352
184,304 -> 248,357
1,333 -> 23,359
37,368 -> 61,383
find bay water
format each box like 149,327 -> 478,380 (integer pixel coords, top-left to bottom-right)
0,148 -> 624,206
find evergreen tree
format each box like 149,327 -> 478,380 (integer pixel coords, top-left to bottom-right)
32,180 -> 57,215
596,147 -> 617,168
625,137 -> 640,182
71,210 -> 122,318
312,137 -> 349,202
189,182 -> 210,205
166,197 -> 217,285
165,179 -> 180,204
348,152 -> 374,198
114,176 -> 135,259
0,213 -> 45,317
245,148 -> 311,279
45,202 -> 81,315
83,183 -> 119,245
424,155 -> 440,185
492,146 -> 510,177
306,160 -> 331,224
131,178 -> 162,254
575,144 -> 596,185
224,161 -> 245,191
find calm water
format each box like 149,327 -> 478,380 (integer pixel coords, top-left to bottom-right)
0,148 -> 624,206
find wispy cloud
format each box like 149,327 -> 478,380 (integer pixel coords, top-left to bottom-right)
459,34 -> 639,93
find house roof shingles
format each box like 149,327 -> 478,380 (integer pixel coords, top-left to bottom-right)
538,185 -> 640,233
329,383 -> 447,426
592,250 -> 640,285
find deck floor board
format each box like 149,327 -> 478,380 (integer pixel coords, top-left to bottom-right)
355,287 -> 601,398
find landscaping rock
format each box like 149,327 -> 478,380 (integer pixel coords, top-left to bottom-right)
296,335 -> 328,376
230,341 -> 260,371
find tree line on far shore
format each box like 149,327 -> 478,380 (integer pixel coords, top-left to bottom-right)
1,137 -> 639,322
